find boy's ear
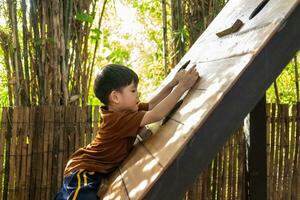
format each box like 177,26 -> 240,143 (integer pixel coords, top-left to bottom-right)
109,90 -> 120,104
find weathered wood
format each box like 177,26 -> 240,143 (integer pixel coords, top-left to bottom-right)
283,105 -> 291,198
75,107 -> 81,150
57,107 -> 65,191
101,170 -> 129,200
292,103 -> 300,199
119,143 -> 163,200
19,107 -> 29,200
8,107 -> 18,199
93,106 -> 100,139
62,107 -> 68,172
0,109 -> 7,200
35,107 -> 45,200
144,2 -> 300,199
29,107 -> 38,200
50,107 -> 61,195
288,105 -> 296,199
46,107 -> 54,199
41,107 -> 49,199
15,108 -> 23,199
65,106 -> 75,161
25,108 -> 34,200
86,106 -> 92,144
144,120 -> 193,167
249,96 -> 267,199
80,106 -> 88,147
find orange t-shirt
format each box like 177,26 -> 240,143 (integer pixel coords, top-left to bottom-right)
64,103 -> 149,176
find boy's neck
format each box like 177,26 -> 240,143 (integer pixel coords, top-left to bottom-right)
107,105 -> 122,112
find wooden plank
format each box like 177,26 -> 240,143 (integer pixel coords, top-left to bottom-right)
8,107 -> 18,199
33,107 -> 45,200
283,105 -> 290,199
40,107 -> 49,199
278,105 -> 284,199
0,108 -> 7,200
144,4 -> 300,199
269,103 -> 276,199
189,0 -> 298,62
101,171 -> 129,200
86,106 -> 92,144
119,143 -> 163,200
143,120 -> 192,167
3,108 -> 12,200
25,108 -> 34,200
46,107 -> 54,199
291,104 -> 299,200
197,0 -> 298,40
288,105 -> 296,200
19,107 -> 29,200
80,106 -> 88,147
266,103 -> 270,199
211,157 -> 218,199
93,106 -> 100,139
150,0 -> 299,101
62,107 -> 68,172
193,55 -> 253,92
217,152 -> 223,199
29,107 -> 37,199
57,107 -> 65,191
249,96 -> 267,199
75,107 -> 81,150
15,108 -> 22,199
238,128 -> 246,200
229,135 -> 234,200
65,106 -> 75,160
172,88 -> 224,130
232,132 -> 239,200
50,107 -> 61,196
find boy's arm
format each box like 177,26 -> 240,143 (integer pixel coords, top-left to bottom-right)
148,70 -> 185,110
140,66 -> 199,126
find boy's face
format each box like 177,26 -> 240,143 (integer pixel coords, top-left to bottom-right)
116,82 -> 140,112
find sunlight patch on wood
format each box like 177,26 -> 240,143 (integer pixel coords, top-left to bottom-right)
129,180 -> 148,198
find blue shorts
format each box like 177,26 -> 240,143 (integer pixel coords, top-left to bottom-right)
54,169 -> 107,200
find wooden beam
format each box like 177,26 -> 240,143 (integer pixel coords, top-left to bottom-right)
144,4 -> 300,200
248,95 -> 267,199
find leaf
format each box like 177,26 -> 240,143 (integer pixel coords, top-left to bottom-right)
90,28 -> 102,41
75,13 -> 94,23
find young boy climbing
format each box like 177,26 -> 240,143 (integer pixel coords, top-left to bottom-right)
54,63 -> 199,200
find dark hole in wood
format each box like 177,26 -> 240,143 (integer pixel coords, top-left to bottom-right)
179,60 -> 190,71
249,0 -> 270,20
162,99 -> 184,125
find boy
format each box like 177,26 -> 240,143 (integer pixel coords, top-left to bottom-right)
55,63 -> 199,200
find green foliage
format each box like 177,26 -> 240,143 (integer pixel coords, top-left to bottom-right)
0,63 -> 9,107
90,28 -> 102,42
266,53 -> 300,104
107,43 -> 130,64
75,13 -> 94,23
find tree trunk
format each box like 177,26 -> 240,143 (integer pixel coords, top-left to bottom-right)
162,0 -> 168,76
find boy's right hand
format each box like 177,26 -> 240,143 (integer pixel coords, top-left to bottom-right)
177,65 -> 199,91
140,65 -> 200,127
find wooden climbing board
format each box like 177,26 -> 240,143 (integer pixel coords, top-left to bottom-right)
101,0 -> 300,199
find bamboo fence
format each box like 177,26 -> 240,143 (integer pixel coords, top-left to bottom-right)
0,104 -> 299,200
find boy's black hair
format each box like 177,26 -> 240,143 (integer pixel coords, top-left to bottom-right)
94,64 -> 139,105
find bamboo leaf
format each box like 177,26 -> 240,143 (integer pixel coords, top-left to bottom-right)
75,13 -> 94,23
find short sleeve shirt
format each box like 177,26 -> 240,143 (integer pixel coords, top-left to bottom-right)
64,103 -> 149,176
